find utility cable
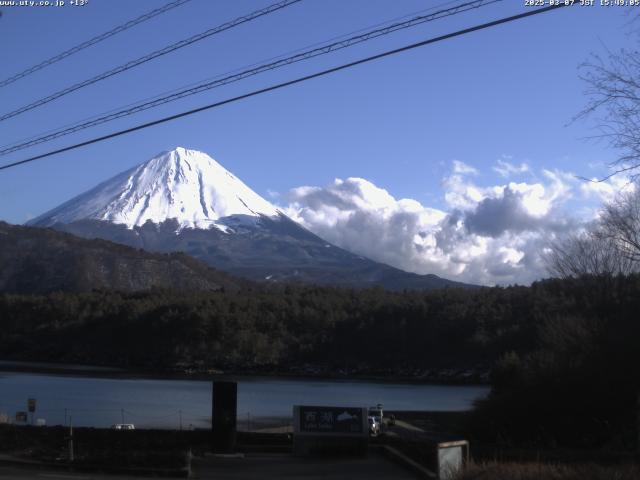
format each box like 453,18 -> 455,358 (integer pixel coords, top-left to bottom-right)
0,4 -> 573,172
0,0 -> 500,156
0,0 -> 302,122
0,0 -> 194,88
0,0 -> 468,152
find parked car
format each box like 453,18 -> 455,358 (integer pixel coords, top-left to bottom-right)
368,416 -> 380,436
369,404 -> 384,429
111,423 -> 135,430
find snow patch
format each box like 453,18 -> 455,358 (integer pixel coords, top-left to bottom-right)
29,147 -> 283,230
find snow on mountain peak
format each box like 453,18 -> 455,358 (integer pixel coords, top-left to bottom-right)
29,147 -> 282,230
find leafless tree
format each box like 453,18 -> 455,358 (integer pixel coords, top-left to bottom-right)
599,186 -> 640,263
577,33 -> 640,180
547,229 -> 636,278
548,184 -> 640,278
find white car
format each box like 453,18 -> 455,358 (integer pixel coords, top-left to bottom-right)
111,423 -> 135,430
368,416 -> 380,436
369,405 -> 384,427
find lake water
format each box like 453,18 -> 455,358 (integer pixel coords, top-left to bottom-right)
0,371 -> 489,429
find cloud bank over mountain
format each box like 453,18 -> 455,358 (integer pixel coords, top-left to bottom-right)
282,158 -> 628,285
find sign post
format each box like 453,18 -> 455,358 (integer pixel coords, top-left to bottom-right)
69,417 -> 74,462
27,398 -> 36,426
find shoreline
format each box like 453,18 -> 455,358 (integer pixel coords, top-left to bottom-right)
0,360 -> 490,386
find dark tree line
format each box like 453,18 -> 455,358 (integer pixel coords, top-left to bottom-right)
2,285 -> 517,372
469,275 -> 640,450
0,276 -> 637,375
2,274 -> 639,448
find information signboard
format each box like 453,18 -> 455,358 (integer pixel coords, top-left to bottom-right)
15,411 -> 27,423
298,406 -> 364,434
293,405 -> 369,456
27,398 -> 36,413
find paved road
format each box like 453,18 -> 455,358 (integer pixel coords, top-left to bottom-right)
191,452 -> 418,479
0,465 -> 163,479
0,453 -> 418,480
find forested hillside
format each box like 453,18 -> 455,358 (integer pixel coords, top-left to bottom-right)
0,222 -> 245,293
2,275 -> 638,384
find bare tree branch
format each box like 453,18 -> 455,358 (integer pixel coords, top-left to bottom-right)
547,183 -> 640,278
547,230 -> 636,278
599,186 -> 640,262
577,36 -> 640,181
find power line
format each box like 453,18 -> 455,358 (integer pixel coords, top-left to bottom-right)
0,4 -> 572,173
0,0 -> 501,156
0,0 -> 468,153
0,0 -> 302,123
0,0 -> 194,89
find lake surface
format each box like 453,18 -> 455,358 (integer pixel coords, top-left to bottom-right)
0,371 -> 489,429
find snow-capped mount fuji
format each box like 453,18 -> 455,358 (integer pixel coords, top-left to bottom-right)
29,148 -> 470,290
30,147 -> 282,231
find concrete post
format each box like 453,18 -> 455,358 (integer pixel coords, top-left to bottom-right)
212,381 -> 237,453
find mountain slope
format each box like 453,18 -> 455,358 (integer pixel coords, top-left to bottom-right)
0,222 -> 244,294
28,147 -> 471,290
29,147 -> 281,230
48,216 -> 470,290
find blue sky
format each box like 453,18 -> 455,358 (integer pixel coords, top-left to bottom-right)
0,0 -> 636,284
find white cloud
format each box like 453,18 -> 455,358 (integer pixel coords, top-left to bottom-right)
452,160 -> 478,175
442,174 -> 494,210
580,175 -> 635,204
493,157 -> 530,177
279,162 -> 586,286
